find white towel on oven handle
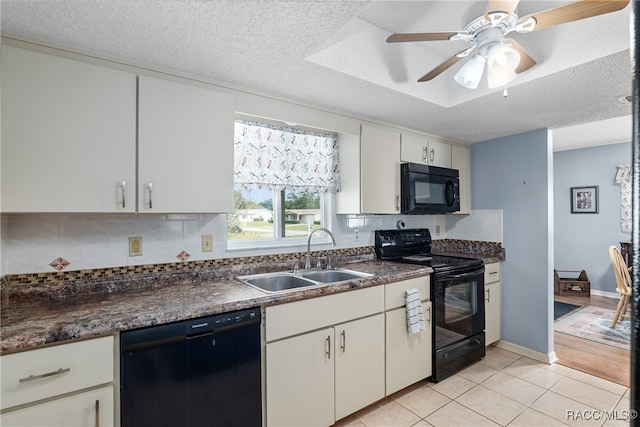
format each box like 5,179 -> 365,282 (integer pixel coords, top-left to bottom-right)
405,288 -> 425,335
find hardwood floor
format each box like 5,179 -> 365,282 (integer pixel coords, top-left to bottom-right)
553,294 -> 630,387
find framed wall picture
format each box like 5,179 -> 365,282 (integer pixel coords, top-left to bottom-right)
571,186 -> 599,214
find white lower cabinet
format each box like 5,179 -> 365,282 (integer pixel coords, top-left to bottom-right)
384,276 -> 432,396
0,336 -> 115,427
484,262 -> 502,345
385,302 -> 432,396
0,385 -> 113,427
265,287 -> 385,427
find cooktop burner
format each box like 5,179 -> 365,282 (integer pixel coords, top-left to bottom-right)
374,228 -> 483,271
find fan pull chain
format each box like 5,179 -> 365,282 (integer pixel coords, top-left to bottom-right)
503,84 -> 508,98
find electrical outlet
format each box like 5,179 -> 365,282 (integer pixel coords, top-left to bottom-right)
353,229 -> 360,241
435,225 -> 441,236
202,234 -> 213,252
129,236 -> 143,257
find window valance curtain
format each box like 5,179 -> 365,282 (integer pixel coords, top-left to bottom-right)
233,120 -> 340,193
615,163 -> 631,233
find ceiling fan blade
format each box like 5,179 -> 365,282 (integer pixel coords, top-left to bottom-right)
485,0 -> 520,20
418,54 -> 465,82
517,0 -> 630,32
387,32 -> 464,43
504,38 -> 536,73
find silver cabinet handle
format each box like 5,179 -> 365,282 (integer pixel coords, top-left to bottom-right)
426,306 -> 431,323
148,182 -> 153,209
422,146 -> 428,162
95,399 -> 100,427
486,288 -> 491,303
19,367 -> 70,383
121,179 -> 126,208
340,330 -> 346,353
395,195 -> 400,211
430,148 -> 435,163
326,335 -> 331,359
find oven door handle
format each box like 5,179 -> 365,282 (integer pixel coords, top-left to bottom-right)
437,270 -> 483,280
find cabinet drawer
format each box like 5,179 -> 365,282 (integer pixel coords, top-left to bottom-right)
265,287 -> 384,342
1,336 -> 114,410
385,276 -> 430,311
484,263 -> 501,284
1,385 -> 113,427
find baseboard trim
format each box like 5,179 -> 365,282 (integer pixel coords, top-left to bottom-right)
590,289 -> 619,299
494,340 -> 558,364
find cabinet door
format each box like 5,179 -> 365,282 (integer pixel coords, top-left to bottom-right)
1,46 -> 136,212
0,385 -> 113,427
360,124 -> 400,214
427,139 -> 452,167
485,281 -> 501,345
385,303 -> 432,395
335,314 -> 385,420
266,328 -> 334,427
400,134 -> 429,164
138,76 -> 234,213
452,145 -> 471,214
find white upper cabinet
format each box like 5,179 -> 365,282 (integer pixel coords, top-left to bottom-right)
1,46 -> 137,212
452,144 -> 471,214
1,46 -> 235,213
401,133 -> 452,168
360,124 -> 401,214
138,76 -> 234,213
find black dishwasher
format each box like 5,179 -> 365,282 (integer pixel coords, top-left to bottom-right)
120,307 -> 262,427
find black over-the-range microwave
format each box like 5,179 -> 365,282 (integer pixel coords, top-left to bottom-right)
400,162 -> 460,214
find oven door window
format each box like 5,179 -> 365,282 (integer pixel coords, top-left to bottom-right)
444,281 -> 477,323
435,272 -> 484,337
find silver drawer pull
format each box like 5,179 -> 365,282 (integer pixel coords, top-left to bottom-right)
19,367 -> 71,383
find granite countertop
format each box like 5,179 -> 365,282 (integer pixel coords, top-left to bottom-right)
0,260 -> 431,355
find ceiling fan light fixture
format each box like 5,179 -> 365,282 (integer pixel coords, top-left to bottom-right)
454,54 -> 486,89
486,44 -> 520,88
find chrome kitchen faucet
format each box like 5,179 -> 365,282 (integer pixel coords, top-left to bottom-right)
305,228 -> 336,270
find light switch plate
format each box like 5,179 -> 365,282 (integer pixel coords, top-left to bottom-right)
202,234 -> 213,252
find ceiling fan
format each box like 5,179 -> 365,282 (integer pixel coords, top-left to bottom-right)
386,0 -> 630,90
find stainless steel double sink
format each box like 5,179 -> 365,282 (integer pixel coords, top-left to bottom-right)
237,268 -> 373,293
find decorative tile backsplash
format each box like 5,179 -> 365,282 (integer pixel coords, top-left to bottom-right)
1,210 -> 503,276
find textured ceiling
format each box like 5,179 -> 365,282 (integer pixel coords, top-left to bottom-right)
0,0 -> 633,149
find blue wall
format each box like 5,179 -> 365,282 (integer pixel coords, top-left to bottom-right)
554,142 -> 631,293
471,129 -> 553,356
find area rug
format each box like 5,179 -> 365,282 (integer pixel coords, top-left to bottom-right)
554,306 -> 630,351
554,301 -> 581,320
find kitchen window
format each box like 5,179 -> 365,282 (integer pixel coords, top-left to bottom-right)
227,119 -> 340,248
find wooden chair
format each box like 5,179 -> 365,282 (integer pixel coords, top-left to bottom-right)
608,245 -> 632,328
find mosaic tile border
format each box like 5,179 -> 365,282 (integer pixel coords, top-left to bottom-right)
2,246 -> 376,287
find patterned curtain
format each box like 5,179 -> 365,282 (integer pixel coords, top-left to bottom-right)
233,120 -> 340,193
615,164 -> 632,233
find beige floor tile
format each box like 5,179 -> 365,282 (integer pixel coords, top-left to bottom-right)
550,377 -> 622,411
530,391 -> 600,426
483,346 -> 522,370
394,384 -> 451,418
410,420 -> 431,427
566,369 -> 628,396
546,362 -> 572,375
507,408 -> 571,426
425,401 -> 500,427
458,360 -> 499,383
600,397 -> 632,427
481,371 -> 546,406
358,400 -> 421,427
455,384 -> 527,425
333,416 -> 367,427
502,357 -> 564,389
429,374 -> 477,399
